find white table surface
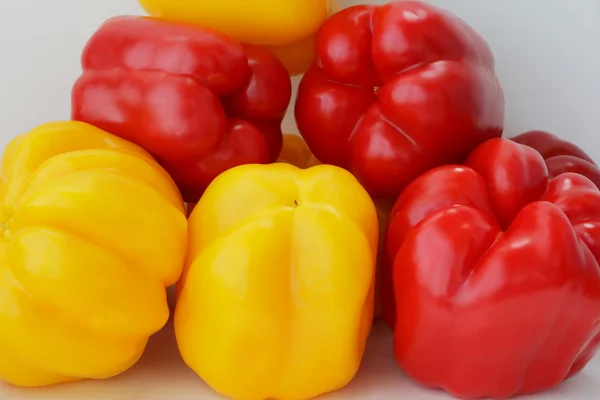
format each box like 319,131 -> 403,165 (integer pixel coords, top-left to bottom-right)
1,317 -> 598,400
1,0 -> 599,399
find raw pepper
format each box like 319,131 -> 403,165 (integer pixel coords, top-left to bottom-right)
185,134 -> 317,217
175,163 -> 378,400
277,134 -> 321,168
277,134 -> 391,320
265,34 -> 321,77
512,130 -> 600,188
136,0 -> 338,76
185,135 -> 318,240
0,121 -> 187,387
72,16 -> 292,203
295,0 -> 505,198
386,138 -> 600,399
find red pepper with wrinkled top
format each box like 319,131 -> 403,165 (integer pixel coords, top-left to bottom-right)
381,131 -> 600,327
386,137 -> 600,399
512,130 -> 600,189
72,16 -> 292,202
294,0 -> 505,198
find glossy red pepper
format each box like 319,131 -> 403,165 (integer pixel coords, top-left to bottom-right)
385,137 -> 600,399
72,16 -> 292,202
512,130 -> 600,189
294,0 -> 505,198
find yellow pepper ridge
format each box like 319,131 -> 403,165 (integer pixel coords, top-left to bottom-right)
0,121 -> 187,387
175,163 -> 377,400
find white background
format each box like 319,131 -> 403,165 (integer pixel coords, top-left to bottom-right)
0,0 -> 599,399
0,0 -> 599,157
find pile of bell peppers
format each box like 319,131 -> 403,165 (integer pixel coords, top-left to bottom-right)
1,1 -> 599,400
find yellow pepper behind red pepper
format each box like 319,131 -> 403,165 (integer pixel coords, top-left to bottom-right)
137,0 -> 339,76
175,163 -> 377,400
0,121 -> 187,387
277,134 -> 321,169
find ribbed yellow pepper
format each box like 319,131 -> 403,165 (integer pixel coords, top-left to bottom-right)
276,135 -> 390,321
136,0 -> 339,76
175,163 -> 377,400
0,121 -> 187,387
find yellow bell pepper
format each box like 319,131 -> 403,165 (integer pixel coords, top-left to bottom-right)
263,32 -> 318,77
277,134 -> 321,169
136,0 -> 339,76
184,135 -> 320,222
175,163 -> 377,400
0,121 -> 187,387
276,135 -> 390,321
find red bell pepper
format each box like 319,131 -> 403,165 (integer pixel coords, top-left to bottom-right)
385,137 -> 600,399
382,131 -> 600,328
512,130 -> 600,189
294,1 -> 505,198
72,16 -> 292,202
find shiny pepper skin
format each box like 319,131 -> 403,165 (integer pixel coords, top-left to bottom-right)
512,130 -> 600,189
276,133 -> 391,320
295,0 -> 505,198
72,16 -> 292,203
184,135 -> 319,218
175,163 -> 378,400
0,121 -> 187,387
386,138 -> 600,399
137,0 -> 337,76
